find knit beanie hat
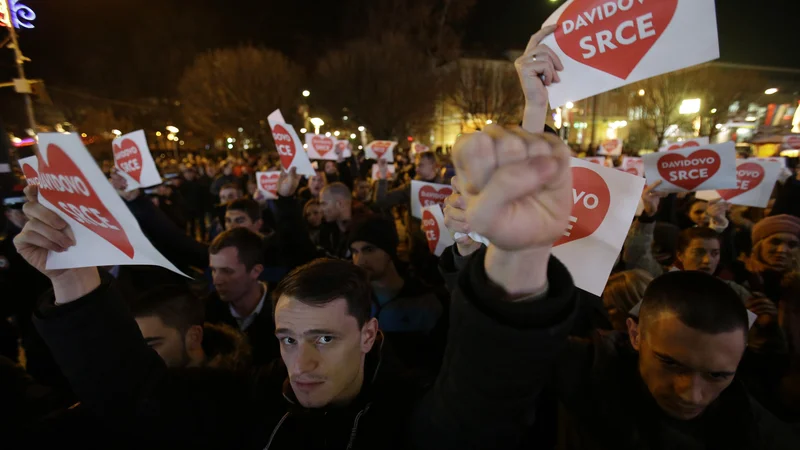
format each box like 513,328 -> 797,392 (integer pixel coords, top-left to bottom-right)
751,214 -> 800,246
347,216 -> 399,260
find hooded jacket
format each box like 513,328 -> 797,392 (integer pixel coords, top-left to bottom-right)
32,248 -> 578,449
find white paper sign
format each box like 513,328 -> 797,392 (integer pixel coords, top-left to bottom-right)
585,156 -> 610,167
695,159 -> 782,208
657,137 -> 710,152
255,171 -> 280,200
365,141 -> 398,162
598,139 -> 622,156
620,156 -> 644,177
542,0 -> 720,107
371,163 -> 395,181
305,134 -> 339,160
421,204 -> 455,257
643,142 -> 737,193
268,110 -> 315,178
782,135 -> 800,150
112,130 -> 162,191
335,140 -> 353,158
410,180 -> 454,220
411,143 -> 430,155
453,158 -> 644,295
17,134 -> 185,276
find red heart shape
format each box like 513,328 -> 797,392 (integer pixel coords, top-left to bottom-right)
311,136 -> 335,157
555,0 -> 678,80
668,141 -> 700,151
272,124 -> 296,169
785,136 -> 800,149
625,168 -> 639,175
717,162 -> 764,200
113,139 -> 143,182
421,210 -> 439,253
22,144 -> 135,258
371,142 -> 393,158
657,150 -> 721,191
602,140 -> 618,152
419,185 -> 453,209
554,167 -> 610,247
258,172 -> 280,195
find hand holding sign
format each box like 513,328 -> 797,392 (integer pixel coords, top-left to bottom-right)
640,180 -> 666,217
14,185 -> 76,279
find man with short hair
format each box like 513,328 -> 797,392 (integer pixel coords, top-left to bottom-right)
210,162 -> 238,198
218,183 -> 243,205
224,198 -> 263,234
296,170 -> 326,208
130,285 -> 251,371
551,270 -> 798,448
318,182 -> 371,258
352,178 -> 373,204
19,126 -> 582,448
204,228 -> 277,365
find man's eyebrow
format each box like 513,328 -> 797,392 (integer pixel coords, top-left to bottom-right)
654,351 -> 735,376
274,329 -> 339,337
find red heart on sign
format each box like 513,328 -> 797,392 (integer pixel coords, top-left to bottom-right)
717,162 -> 764,200
602,140 -> 619,153
311,136 -> 335,157
555,0 -> 678,80
258,172 -> 280,196
418,185 -> 453,209
371,142 -> 393,158
625,168 -> 639,175
554,167 -> 611,247
784,136 -> 800,149
22,144 -> 135,258
667,141 -> 700,151
272,124 -> 296,169
657,150 -> 721,191
421,210 -> 439,253
113,138 -> 143,182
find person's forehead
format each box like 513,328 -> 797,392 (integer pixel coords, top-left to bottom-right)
226,210 -> 249,220
275,297 -> 358,332
645,311 -> 744,371
687,238 -> 719,250
135,315 -> 174,335
350,240 -> 374,251
768,232 -> 800,243
210,247 -> 242,265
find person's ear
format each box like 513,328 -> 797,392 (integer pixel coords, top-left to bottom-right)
250,263 -> 264,280
255,218 -> 264,231
627,318 -> 642,351
360,318 -> 379,353
185,325 -> 204,351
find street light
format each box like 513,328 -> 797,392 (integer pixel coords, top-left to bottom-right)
156,131 -> 162,137
302,90 -> 311,97
325,132 -> 332,137
710,108 -> 717,114
310,117 -> 324,134
300,128 -> 308,134
638,89 -> 645,96
358,126 -> 365,132
485,119 -> 493,125
334,131 -> 340,137
765,88 -> 778,95
343,116 -> 348,121
166,125 -> 180,134
112,129 -> 122,136
565,101 -> 574,109
350,133 -> 356,139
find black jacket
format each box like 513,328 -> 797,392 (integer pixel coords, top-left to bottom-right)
33,248 -> 578,449
205,288 -> 279,367
553,331 -> 799,450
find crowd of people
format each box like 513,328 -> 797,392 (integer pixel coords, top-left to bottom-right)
1,27 -> 799,449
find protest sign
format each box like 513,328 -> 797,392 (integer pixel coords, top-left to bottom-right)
597,139 -> 622,156
620,156 -> 644,176
411,143 -> 430,155
305,134 -> 338,160
421,204 -> 455,257
365,141 -> 397,162
371,162 -> 396,181
256,171 -> 280,200
112,130 -> 161,191
783,135 -> 800,150
267,109 -> 315,177
541,0 -> 719,107
18,134 -> 185,276
335,140 -> 353,158
585,156 -> 607,166
643,142 -> 737,193
410,180 -> 453,220
695,159 -> 782,208
657,137 -> 710,152
752,156 -> 791,183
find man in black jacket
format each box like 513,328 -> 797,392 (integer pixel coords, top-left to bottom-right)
15,125 -> 579,449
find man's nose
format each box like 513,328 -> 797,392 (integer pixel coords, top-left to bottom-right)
675,373 -> 704,405
293,343 -> 319,374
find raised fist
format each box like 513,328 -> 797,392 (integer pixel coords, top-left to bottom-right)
453,125 -> 572,251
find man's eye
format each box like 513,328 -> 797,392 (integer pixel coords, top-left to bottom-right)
317,336 -> 334,345
707,372 -> 731,381
280,337 -> 296,345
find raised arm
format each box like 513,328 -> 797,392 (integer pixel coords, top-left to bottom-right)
410,126 -> 578,449
516,25 -> 562,134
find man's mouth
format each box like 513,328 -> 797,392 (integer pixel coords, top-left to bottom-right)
292,380 -> 325,392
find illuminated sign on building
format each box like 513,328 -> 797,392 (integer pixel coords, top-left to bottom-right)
0,0 -> 36,29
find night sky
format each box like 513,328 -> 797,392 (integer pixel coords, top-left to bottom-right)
1,0 -> 797,117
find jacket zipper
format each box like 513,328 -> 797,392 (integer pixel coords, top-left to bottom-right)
263,412 -> 289,450
345,404 -> 371,450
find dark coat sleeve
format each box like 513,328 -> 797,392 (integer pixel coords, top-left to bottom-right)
770,177 -> 800,218
438,244 -> 480,293
125,195 -> 208,270
337,158 -> 355,191
32,279 -> 281,449
373,180 -> 411,211
270,195 -> 322,268
410,246 -> 578,449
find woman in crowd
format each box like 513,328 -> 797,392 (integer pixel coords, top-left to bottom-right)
742,214 -> 800,303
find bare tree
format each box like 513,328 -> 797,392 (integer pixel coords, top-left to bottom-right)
315,33 -> 441,140
73,107 -> 134,137
177,47 -> 305,144
692,66 -> 766,139
446,58 -> 524,130
631,72 -> 696,147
